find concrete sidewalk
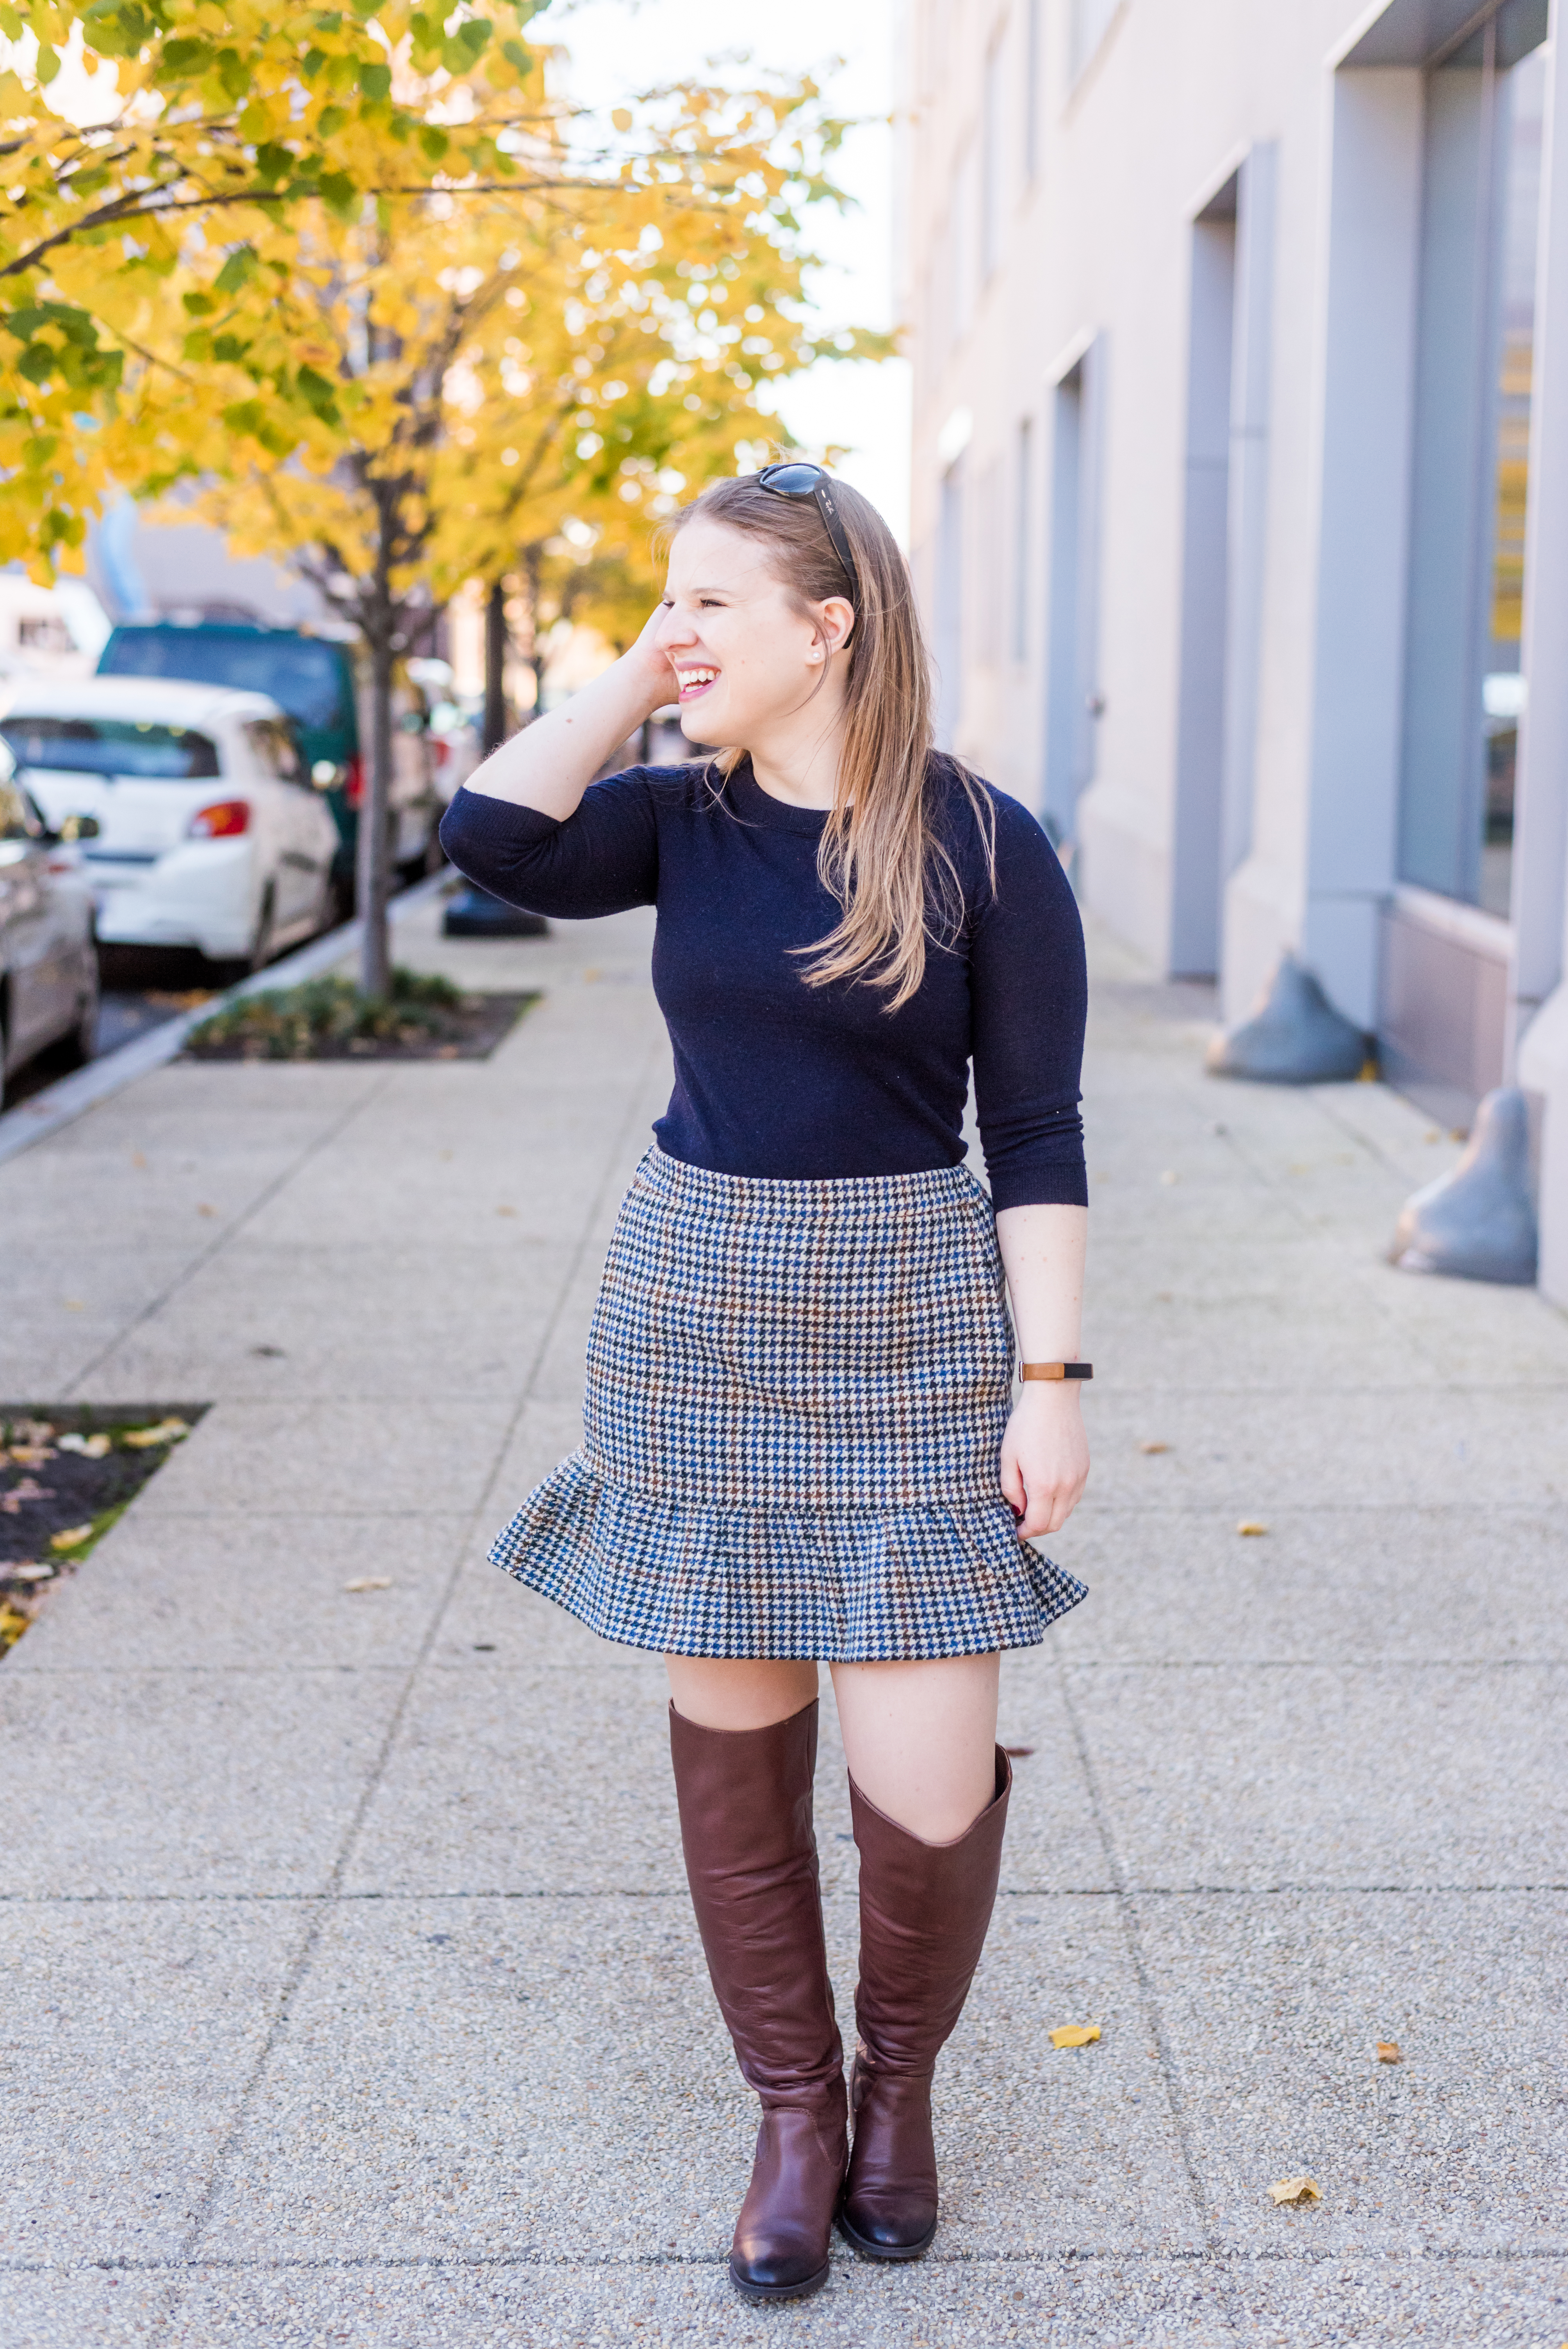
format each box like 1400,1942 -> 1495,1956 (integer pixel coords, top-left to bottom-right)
2,895 -> 1565,2349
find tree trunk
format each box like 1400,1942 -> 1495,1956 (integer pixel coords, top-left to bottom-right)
483,579 -> 509,755
521,545 -> 547,719
358,626 -> 394,997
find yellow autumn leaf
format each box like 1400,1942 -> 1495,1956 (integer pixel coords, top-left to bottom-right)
1237,1520 -> 1269,1537
1139,1440 -> 1170,1454
1267,2177 -> 1322,2206
1376,2041 -> 1402,2064
1049,2024 -> 1101,2049
122,1419 -> 190,1449
343,1577 -> 393,1593
49,1523 -> 94,1551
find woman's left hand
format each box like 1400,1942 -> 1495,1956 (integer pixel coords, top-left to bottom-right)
1000,1385 -> 1090,1539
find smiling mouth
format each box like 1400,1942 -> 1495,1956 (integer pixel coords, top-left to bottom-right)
676,667 -> 719,702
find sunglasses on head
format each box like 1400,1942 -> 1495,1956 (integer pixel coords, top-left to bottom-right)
755,462 -> 859,607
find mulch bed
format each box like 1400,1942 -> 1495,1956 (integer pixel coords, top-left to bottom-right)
0,1404 -> 209,1654
182,981 -> 538,1064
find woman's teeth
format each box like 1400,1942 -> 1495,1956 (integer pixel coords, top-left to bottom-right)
678,668 -> 718,699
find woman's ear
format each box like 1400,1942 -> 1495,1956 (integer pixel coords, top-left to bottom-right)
817,595 -> 855,659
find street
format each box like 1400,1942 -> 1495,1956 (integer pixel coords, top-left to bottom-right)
1,894 -> 1564,2346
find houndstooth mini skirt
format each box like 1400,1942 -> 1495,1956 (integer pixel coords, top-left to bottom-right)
489,1146 -> 1088,1661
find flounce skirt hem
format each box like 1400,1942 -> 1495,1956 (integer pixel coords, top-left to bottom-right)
490,1448 -> 1089,1663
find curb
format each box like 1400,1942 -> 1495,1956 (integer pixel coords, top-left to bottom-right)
0,866 -> 457,1169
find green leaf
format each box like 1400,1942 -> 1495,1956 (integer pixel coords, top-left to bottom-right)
217,47 -> 249,102
319,170 -> 356,217
34,43 -> 61,84
214,244 -> 258,294
255,143 -> 293,187
161,36 -> 210,75
181,291 -> 216,317
419,125 -> 448,163
358,60 -> 391,100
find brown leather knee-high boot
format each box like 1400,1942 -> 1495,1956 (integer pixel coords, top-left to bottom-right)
838,1748 -> 1012,2261
668,1699 -> 848,2303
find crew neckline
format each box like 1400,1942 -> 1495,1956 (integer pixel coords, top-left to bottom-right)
727,757 -> 831,836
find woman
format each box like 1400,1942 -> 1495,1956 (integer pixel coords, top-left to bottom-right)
439,467 -> 1090,2304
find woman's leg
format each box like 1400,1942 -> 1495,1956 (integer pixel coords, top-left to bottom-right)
664,1653 -> 844,2304
828,1652 -> 1010,2262
828,1654 -> 999,1842
666,1655 -> 818,1730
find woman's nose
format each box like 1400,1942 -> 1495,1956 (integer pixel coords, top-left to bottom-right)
657,606 -> 696,651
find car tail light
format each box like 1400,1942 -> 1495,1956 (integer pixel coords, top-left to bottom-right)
343,754 -> 365,809
188,799 -> 251,838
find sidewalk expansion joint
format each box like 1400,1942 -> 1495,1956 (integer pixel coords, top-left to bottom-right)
8,2244 -> 1566,2276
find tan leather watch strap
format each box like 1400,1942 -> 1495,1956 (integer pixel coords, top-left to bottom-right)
1021,1362 -> 1093,1381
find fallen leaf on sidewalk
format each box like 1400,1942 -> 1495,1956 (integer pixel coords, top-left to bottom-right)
1049,2024 -> 1101,2049
344,1577 -> 392,1593
64,1299 -> 84,1312
57,1433 -> 111,1458
1237,1520 -> 1269,1537
1139,1440 -> 1170,1454
1267,2177 -> 1321,2206
7,1444 -> 56,1466
9,1563 -> 53,1582
1376,2041 -> 1402,2064
49,1524 -> 94,1552
122,1419 -> 189,1449
197,1204 -> 216,1218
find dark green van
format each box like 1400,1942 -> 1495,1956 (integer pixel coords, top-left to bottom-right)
97,622 -> 438,909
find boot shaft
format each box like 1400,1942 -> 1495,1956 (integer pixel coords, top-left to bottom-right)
668,1699 -> 844,2103
850,1748 -> 1012,2076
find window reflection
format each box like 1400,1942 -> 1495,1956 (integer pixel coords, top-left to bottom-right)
1397,0 -> 1547,919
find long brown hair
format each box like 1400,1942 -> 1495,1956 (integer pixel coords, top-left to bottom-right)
663,473 -> 996,1010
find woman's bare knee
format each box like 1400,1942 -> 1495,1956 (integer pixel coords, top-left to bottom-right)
829,1653 -> 1000,1841
666,1654 -> 819,1732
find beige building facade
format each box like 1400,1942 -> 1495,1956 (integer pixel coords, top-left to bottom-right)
900,0 -> 1568,1299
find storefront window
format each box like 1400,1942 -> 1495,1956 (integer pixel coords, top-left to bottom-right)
1398,0 -> 1548,917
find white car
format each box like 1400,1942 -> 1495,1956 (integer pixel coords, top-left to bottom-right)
0,756 -> 98,1110
0,676 -> 340,972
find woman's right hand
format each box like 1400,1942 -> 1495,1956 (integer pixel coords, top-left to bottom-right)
624,600 -> 679,719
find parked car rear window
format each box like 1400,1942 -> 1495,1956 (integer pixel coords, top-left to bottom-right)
0,716 -> 221,779
99,630 -> 350,734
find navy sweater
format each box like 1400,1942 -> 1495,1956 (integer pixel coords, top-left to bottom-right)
439,757 -> 1087,1211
